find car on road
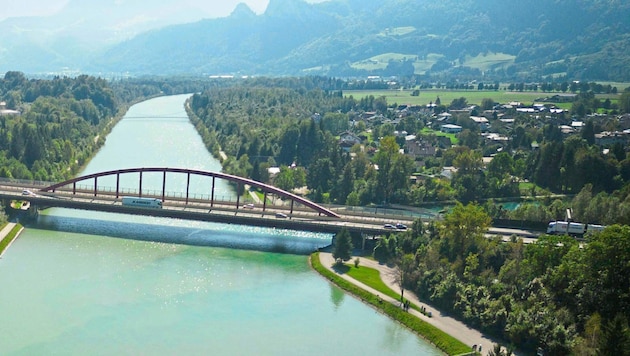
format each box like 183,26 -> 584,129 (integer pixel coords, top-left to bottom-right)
383,223 -> 396,229
242,203 -> 255,209
275,212 -> 288,219
396,223 -> 407,230
22,189 -> 34,196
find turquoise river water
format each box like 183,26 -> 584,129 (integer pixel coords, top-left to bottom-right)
0,94 -> 441,355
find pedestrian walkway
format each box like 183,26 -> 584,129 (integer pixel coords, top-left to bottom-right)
317,252 -> 509,356
0,222 -> 19,257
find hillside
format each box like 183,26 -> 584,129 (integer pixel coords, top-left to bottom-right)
3,0 -> 630,81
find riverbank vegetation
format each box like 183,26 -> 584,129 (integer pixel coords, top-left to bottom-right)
0,72 -> 119,181
310,252 -> 471,356
372,203 -> 630,354
0,72 -> 225,183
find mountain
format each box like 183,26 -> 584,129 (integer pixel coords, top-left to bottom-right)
2,0 -> 630,81
0,0 -> 229,73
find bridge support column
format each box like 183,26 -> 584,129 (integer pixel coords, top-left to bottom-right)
162,171 -> 167,202
211,176 -> 215,207
116,173 -> 120,198
263,192 -> 268,212
138,171 -> 143,197
361,232 -> 366,251
185,172 -> 191,204
27,203 -> 39,220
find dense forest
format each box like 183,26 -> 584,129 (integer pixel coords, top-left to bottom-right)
0,71 -> 117,181
0,72 -> 220,182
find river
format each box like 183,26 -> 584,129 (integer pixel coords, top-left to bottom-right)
0,94 -> 441,355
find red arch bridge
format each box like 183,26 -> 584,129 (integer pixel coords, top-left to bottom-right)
1,168 -> 416,235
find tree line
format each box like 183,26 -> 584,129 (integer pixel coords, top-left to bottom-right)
374,203 -> 630,354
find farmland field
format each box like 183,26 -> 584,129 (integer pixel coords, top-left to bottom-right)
344,89 -> 552,106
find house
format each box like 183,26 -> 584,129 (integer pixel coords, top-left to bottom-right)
405,138 -> 437,159
441,166 -> 458,180
595,131 -> 630,146
483,133 -> 510,146
339,131 -> 362,151
0,101 -> 19,116
437,112 -> 452,122
470,116 -> 489,131
440,124 -> 462,134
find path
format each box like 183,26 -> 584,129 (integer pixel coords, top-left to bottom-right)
318,252 -> 510,356
0,222 -> 19,258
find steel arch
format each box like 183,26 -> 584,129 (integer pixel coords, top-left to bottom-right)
40,167 -> 340,218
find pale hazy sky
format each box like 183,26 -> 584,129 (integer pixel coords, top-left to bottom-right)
0,0 -> 330,21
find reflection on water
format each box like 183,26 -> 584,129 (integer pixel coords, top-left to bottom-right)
34,211 -> 332,255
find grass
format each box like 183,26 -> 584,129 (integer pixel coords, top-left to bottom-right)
462,52 -> 516,72
350,52 -> 444,75
378,26 -> 417,37
310,252 -> 471,355
0,223 -> 23,256
344,89 -> 553,107
346,262 -> 400,298
345,261 -> 430,315
421,127 -> 459,145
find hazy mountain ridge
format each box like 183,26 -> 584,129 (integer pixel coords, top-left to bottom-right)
2,0 -> 630,80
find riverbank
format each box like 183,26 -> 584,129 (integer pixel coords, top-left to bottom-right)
312,251 -> 510,356
0,223 -> 23,258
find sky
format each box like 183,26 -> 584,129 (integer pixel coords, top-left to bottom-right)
0,0 -> 330,21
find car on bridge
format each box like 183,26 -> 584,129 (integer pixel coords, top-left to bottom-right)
275,212 -> 288,219
396,223 -> 408,230
383,223 -> 396,229
242,203 -> 255,209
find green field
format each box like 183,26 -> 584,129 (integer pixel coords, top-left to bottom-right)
344,89 -> 553,106
461,52 -> 516,71
421,127 -> 458,145
351,52 -> 444,75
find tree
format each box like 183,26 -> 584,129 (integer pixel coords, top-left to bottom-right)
439,202 -> 491,264
581,120 -> 595,145
393,253 -> 415,302
619,91 -> 630,113
598,314 -> 630,356
332,228 -> 353,262
278,125 -> 300,165
481,98 -> 496,111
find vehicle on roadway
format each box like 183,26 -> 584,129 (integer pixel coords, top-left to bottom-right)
546,220 -> 604,236
383,223 -> 396,229
395,223 -> 407,230
121,196 -> 163,209
22,189 -> 34,196
242,203 -> 255,209
275,212 -> 288,218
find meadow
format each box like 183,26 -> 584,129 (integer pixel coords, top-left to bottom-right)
344,88 -> 549,106
344,87 -> 626,108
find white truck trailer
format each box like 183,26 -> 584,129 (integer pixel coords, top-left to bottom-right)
546,221 -> 604,236
121,196 -> 163,209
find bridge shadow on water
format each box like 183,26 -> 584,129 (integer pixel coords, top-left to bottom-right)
31,214 -> 333,255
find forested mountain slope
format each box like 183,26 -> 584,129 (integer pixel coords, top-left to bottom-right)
93,0 -> 630,81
